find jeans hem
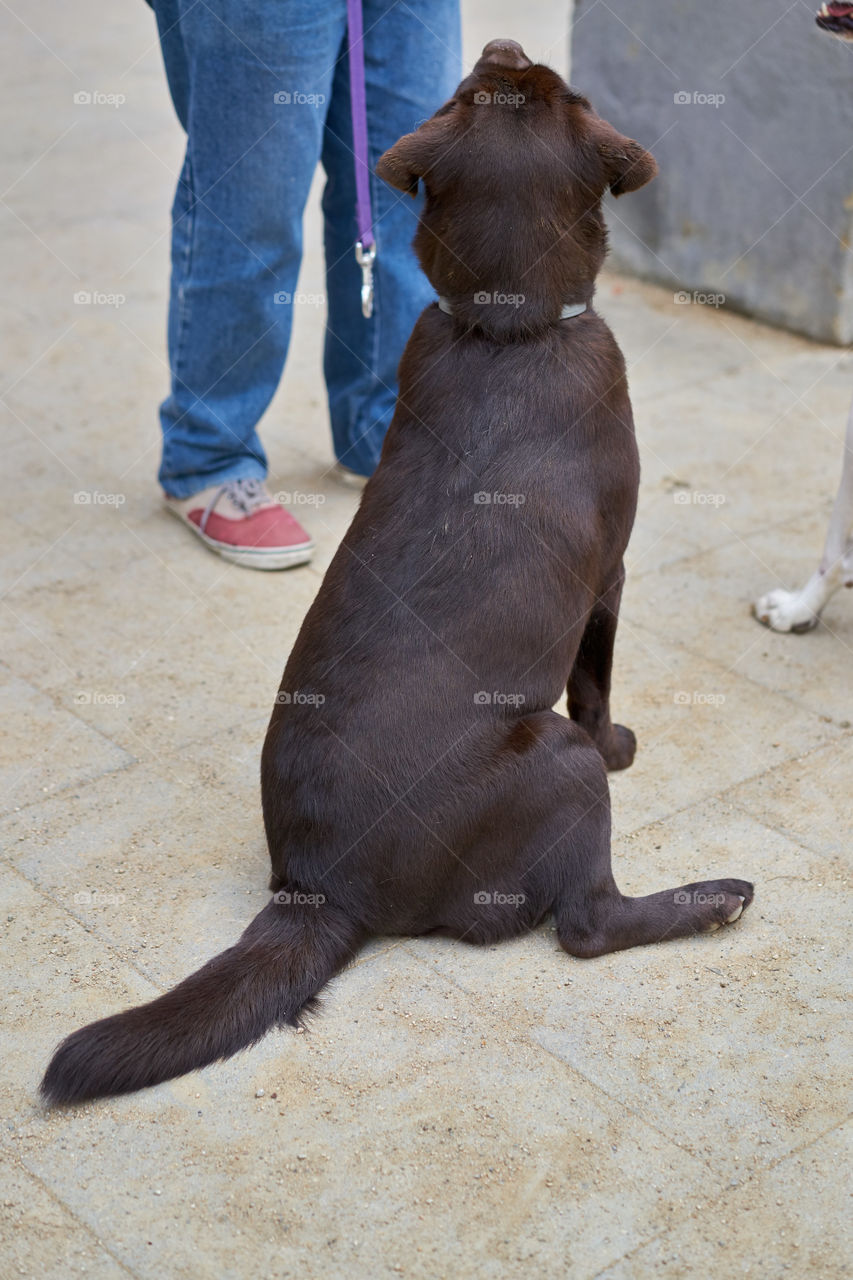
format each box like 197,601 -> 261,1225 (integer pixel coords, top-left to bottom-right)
159,458 -> 268,500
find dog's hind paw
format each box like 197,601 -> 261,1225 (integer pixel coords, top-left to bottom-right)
703,895 -> 747,931
753,588 -> 820,634
691,880 -> 753,934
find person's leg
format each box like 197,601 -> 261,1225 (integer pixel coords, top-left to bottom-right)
153,0 -> 346,498
320,0 -> 461,477
153,0 -> 190,131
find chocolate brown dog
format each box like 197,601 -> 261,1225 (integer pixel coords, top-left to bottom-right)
42,41 -> 752,1105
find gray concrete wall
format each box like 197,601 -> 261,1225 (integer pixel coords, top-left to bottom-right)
571,0 -> 853,344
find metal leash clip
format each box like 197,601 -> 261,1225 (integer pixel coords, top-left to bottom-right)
355,241 -> 376,318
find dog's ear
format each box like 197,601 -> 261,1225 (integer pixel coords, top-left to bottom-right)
376,114 -> 453,196
594,119 -> 657,196
375,132 -> 425,196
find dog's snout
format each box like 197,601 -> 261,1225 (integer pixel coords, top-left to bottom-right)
480,39 -> 532,70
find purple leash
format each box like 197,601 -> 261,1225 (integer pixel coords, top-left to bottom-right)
346,0 -> 376,318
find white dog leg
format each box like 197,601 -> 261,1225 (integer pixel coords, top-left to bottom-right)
755,395 -> 853,633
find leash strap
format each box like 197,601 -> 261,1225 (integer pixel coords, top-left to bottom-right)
346,0 -> 375,317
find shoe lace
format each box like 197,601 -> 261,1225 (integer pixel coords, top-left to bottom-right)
221,477 -> 268,515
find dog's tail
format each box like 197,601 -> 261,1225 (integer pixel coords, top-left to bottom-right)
40,894 -> 362,1106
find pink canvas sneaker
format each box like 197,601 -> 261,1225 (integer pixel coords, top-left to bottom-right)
165,478 -> 314,570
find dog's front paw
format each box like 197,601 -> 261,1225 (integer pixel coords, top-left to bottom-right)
601,723 -> 636,771
753,588 -> 820,634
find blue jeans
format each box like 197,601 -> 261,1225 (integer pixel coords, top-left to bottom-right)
153,0 -> 461,497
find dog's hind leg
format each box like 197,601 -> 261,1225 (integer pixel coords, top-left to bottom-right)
519,725 -> 754,958
556,869 -> 753,959
473,721 -> 747,962
567,566 -> 636,770
755,394 -> 853,633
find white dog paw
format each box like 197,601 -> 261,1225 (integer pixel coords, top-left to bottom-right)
753,588 -> 820,634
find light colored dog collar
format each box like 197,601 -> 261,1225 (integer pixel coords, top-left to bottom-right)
437,297 -> 587,320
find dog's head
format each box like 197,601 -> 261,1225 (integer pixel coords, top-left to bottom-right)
377,40 -> 657,337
